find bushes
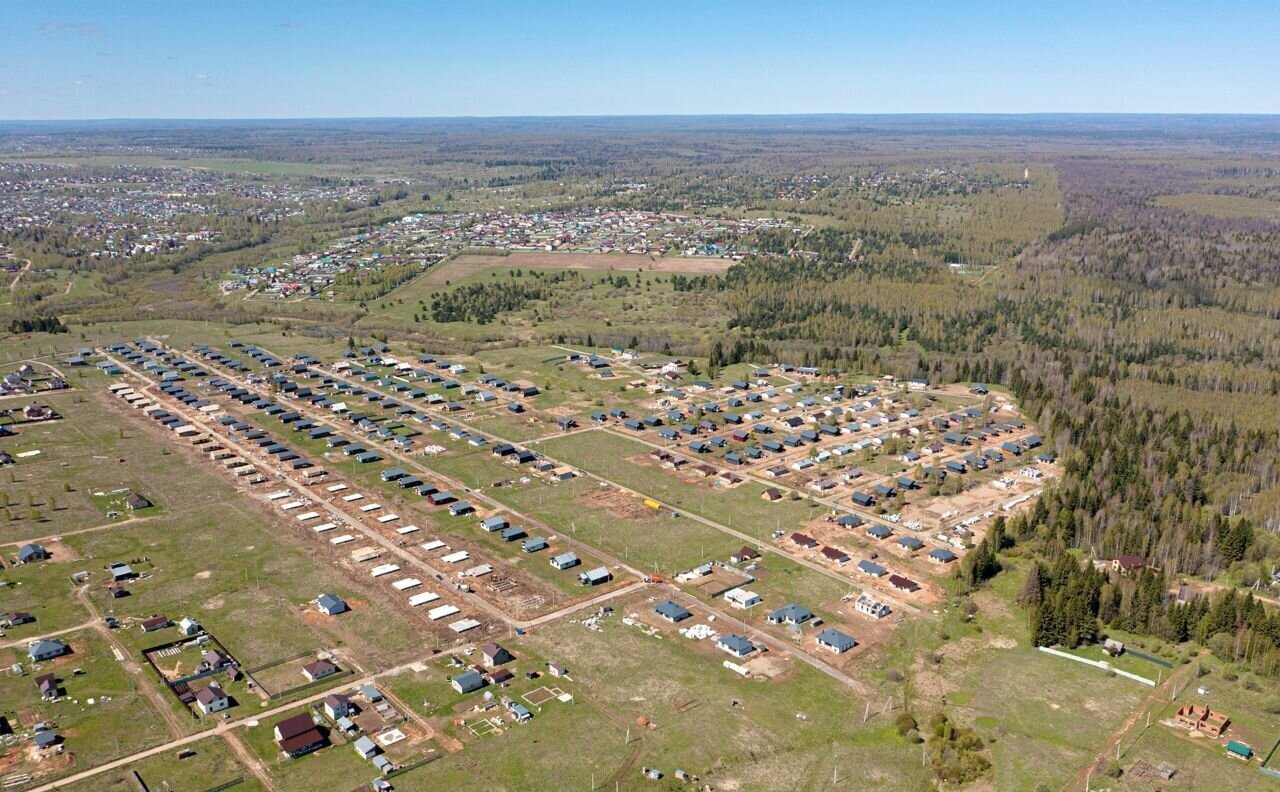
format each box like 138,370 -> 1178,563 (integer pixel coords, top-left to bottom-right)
894,712 -> 917,736
927,712 -> 991,784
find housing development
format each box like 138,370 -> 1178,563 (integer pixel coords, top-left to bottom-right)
0,109 -> 1279,792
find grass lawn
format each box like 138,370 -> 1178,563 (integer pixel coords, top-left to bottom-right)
0,629 -> 173,786
473,470 -> 739,574
870,561 -> 1157,791
241,704 -> 381,792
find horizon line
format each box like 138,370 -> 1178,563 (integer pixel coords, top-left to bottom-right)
4,111 -> 1280,124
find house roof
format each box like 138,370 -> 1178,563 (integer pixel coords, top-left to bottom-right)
195,685 -> 227,705
275,713 -> 319,741
767,604 -> 813,624
452,670 -> 485,690
718,634 -> 754,655
816,628 -> 856,652
324,693 -> 349,709
28,639 -> 65,658
655,600 -> 692,622
303,660 -> 337,676
316,593 -> 346,612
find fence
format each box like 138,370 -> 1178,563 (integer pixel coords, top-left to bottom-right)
1036,646 -> 1157,686
200,778 -> 246,792
267,669 -> 355,701
386,752 -> 442,779
1120,646 -> 1174,669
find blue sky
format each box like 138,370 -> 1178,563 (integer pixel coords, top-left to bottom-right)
2,1 -> 1278,119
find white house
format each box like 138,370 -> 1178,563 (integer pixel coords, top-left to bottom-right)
724,588 -> 762,609
195,684 -> 231,714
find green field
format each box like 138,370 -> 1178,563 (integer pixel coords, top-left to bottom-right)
0,629 -> 173,786
57,736 -> 261,792
535,430 -> 828,532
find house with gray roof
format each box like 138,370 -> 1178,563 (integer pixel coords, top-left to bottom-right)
316,594 -> 348,616
28,639 -> 68,662
716,634 -> 756,659
816,628 -> 857,654
550,552 -> 580,570
654,600 -> 692,623
766,604 -> 814,626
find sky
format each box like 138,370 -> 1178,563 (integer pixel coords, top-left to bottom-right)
2,0 -> 1279,120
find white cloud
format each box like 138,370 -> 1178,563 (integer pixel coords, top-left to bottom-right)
42,21 -> 103,37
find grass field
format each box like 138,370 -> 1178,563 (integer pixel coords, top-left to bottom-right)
866,561 -> 1157,791
400,614 -> 934,791
67,500 -> 423,673
535,430 -> 828,533
0,558 -> 91,634
57,735 -> 260,792
0,389 -> 190,540
0,629 -> 173,786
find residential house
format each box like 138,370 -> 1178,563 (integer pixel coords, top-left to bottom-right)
724,588 -> 762,609
141,615 -> 172,632
302,660 -> 340,682
36,674 -> 59,700
716,634 -> 756,659
481,642 -> 514,668
17,543 -> 49,563
730,546 -> 760,564
855,593 -> 891,619
195,684 -> 231,714
888,575 -> 920,593
324,693 -> 352,720
578,567 -> 612,586
274,713 -> 327,758
815,628 -> 857,654
654,600 -> 692,623
766,604 -> 814,626
316,594 -> 348,616
550,552 -> 580,570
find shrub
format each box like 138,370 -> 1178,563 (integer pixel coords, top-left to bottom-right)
895,713 -> 918,736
